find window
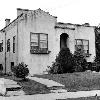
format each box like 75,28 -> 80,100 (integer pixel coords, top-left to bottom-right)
11,62 -> 14,71
75,39 -> 89,54
30,32 -> 48,53
13,36 -> 15,53
7,39 -> 10,52
0,40 -> 3,52
0,64 -> 3,71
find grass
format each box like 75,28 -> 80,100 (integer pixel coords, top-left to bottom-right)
1,71 -> 100,95
0,75 -> 50,95
34,71 -> 100,92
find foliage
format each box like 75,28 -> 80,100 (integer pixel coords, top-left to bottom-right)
12,62 -> 29,79
48,47 -> 75,74
48,47 -> 88,74
95,27 -> 100,64
73,50 -> 87,72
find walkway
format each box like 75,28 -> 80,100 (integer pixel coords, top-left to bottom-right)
1,90 -> 100,100
27,76 -> 64,87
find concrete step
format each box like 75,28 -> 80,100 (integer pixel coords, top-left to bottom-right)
6,86 -> 25,96
0,78 -> 25,96
6,83 -> 21,88
6,90 -> 25,96
5,84 -> 24,96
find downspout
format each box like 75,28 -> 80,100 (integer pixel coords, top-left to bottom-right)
17,20 -> 19,64
4,30 -> 6,74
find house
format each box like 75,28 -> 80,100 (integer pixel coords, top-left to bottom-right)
0,8 -> 96,75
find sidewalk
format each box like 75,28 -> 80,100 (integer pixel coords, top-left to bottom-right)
0,76 -> 100,100
1,90 -> 100,100
27,76 -> 64,87
27,76 -> 66,93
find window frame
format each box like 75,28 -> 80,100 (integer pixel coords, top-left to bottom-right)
75,39 -> 89,54
0,40 -> 3,52
7,39 -> 10,52
30,32 -> 49,54
13,36 -> 15,53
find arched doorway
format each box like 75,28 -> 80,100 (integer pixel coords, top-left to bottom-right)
60,33 -> 69,50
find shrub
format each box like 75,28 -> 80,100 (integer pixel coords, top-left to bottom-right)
48,47 -> 75,74
90,57 -> 100,72
48,47 -> 88,74
12,62 -> 29,79
73,50 -> 87,72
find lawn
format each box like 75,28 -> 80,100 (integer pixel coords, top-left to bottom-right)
34,71 -> 100,92
0,75 -> 50,95
1,71 -> 100,95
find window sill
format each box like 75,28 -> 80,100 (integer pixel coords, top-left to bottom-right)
30,50 -> 51,54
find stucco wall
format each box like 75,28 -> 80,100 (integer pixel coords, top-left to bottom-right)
55,24 -> 95,63
74,26 -> 95,62
17,9 -> 57,74
5,25 -> 18,72
55,28 -> 75,55
0,31 -> 5,73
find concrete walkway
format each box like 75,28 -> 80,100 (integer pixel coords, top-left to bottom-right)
27,76 -> 64,87
0,78 -> 25,96
1,90 -> 100,100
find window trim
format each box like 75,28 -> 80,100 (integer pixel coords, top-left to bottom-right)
0,40 -> 3,52
7,39 -> 10,52
13,36 -> 16,53
30,32 -> 49,54
75,39 -> 90,56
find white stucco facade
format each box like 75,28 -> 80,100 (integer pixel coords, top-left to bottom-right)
0,8 -> 96,75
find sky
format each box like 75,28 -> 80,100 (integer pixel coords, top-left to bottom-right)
0,0 -> 100,29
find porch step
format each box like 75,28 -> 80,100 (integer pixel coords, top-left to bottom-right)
6,84 -> 24,96
6,86 -> 21,91
0,78 -> 25,96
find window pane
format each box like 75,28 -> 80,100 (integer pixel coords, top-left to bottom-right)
83,45 -> 88,50
76,40 -> 82,45
31,34 -> 38,42
40,34 -> 47,41
76,45 -> 83,49
40,42 -> 47,48
31,42 -> 38,46
83,40 -> 88,45
40,34 -> 47,48
84,50 -> 88,53
13,36 -> 15,53
7,39 -> 10,52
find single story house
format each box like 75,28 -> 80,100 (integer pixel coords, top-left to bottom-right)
0,8 -> 96,75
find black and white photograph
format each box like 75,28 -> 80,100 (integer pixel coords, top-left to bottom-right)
0,0 -> 100,99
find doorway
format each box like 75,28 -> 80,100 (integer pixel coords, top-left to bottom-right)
60,33 -> 69,50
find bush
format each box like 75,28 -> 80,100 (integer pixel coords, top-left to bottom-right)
12,62 -> 29,79
48,47 -> 75,74
73,50 -> 87,72
48,47 -> 88,74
